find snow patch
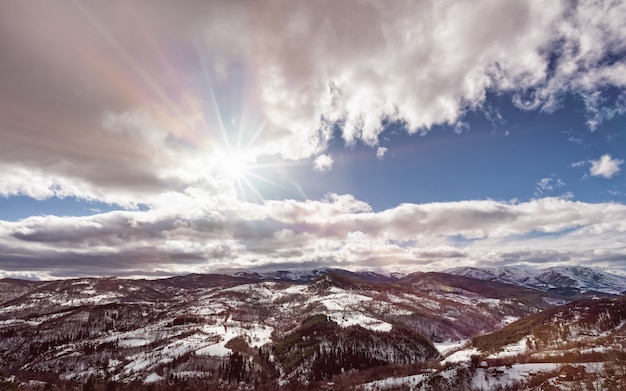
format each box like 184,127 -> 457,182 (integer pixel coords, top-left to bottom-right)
434,340 -> 470,356
443,347 -> 480,364
144,372 -> 163,383
195,343 -> 231,357
360,373 -> 428,390
327,312 -> 392,332
119,338 -> 152,348
487,337 -> 529,359
318,290 -> 373,311
500,316 -> 519,326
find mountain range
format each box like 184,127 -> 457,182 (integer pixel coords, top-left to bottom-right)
447,265 -> 626,296
0,266 -> 624,390
235,265 -> 626,298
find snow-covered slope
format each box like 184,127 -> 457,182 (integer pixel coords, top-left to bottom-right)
0,270 -> 560,388
361,295 -> 626,391
447,266 -> 626,295
536,266 -> 626,294
1,269 -> 624,389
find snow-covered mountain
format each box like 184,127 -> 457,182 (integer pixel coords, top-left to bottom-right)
0,269 -> 624,390
447,266 -> 626,295
236,266 -> 626,295
0,270 -> 559,388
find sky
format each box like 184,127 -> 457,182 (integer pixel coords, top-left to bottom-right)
1,0 -> 626,280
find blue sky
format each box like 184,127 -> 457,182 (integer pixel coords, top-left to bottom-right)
307,97 -> 624,208
212,91 -> 626,209
1,1 -> 625,279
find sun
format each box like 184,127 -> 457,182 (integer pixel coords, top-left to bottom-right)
212,147 -> 295,202
215,149 -> 258,188
219,151 -> 251,181
213,148 -> 269,201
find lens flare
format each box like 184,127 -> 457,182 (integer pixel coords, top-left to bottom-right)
218,150 -> 253,182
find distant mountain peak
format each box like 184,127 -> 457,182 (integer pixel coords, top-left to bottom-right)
447,265 -> 626,296
231,268 -> 399,284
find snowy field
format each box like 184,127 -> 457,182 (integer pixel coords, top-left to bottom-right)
359,363 -> 563,390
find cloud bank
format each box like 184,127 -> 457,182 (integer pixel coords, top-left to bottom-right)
2,193 -> 626,278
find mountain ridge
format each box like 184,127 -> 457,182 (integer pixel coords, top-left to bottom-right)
446,265 -> 626,296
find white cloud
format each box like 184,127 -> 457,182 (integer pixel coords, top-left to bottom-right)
589,154 -> 624,178
313,154 -> 333,172
568,136 -> 583,144
0,0 -> 625,201
3,193 -> 626,277
376,147 -> 387,161
534,176 -> 565,196
454,122 -> 470,134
